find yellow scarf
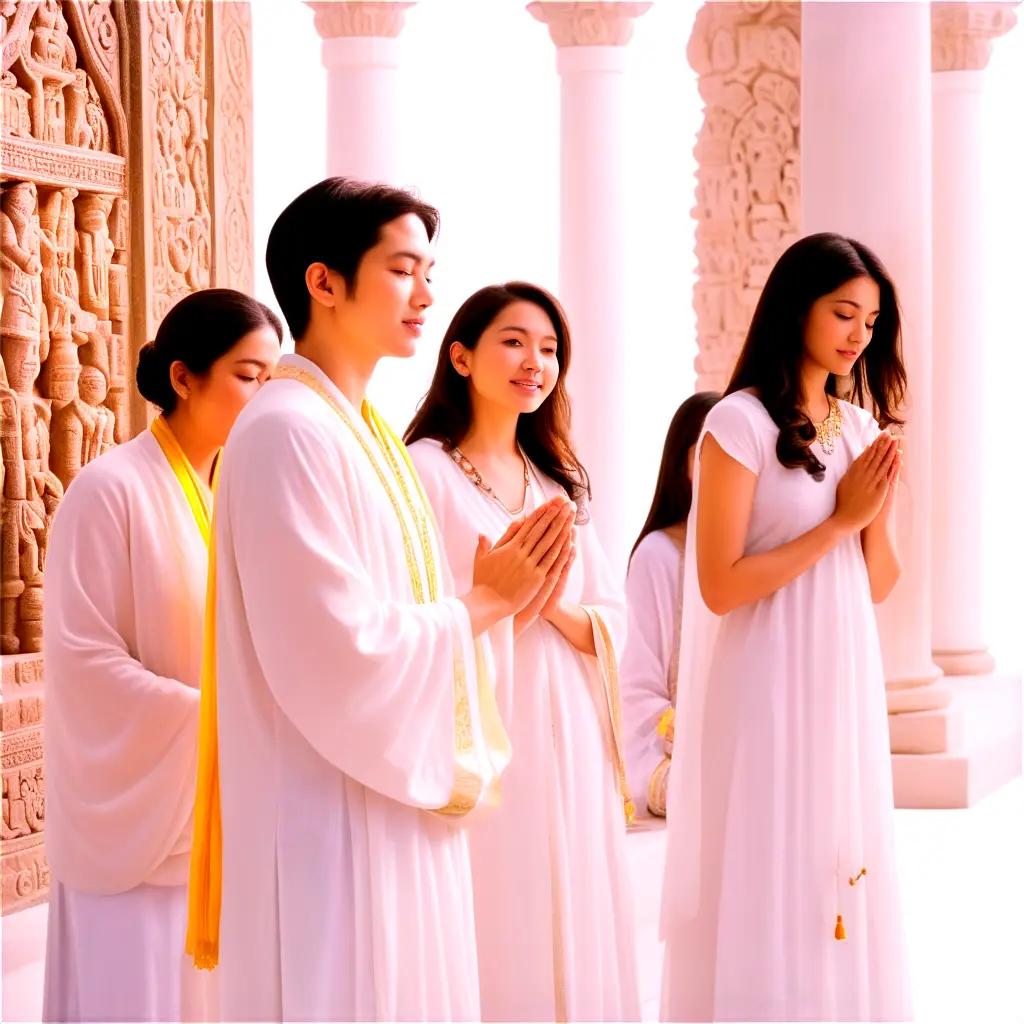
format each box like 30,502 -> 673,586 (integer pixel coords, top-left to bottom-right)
149,416 -> 215,543
148,418 -> 221,970
185,368 -> 509,970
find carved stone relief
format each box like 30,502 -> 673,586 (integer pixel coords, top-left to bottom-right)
1,0 -> 254,914
687,1 -> 801,392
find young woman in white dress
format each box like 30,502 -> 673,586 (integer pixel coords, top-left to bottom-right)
43,289 -> 281,1023
622,392 -> 719,818
660,233 -> 914,1022
405,282 -> 640,1022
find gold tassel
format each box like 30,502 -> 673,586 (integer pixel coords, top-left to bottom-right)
834,914 -> 846,941
624,798 -> 637,825
656,707 -> 675,737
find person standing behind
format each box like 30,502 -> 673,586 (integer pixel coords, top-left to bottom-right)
659,233 -> 912,1022
43,288 -> 282,1023
188,182 -> 574,1021
621,391 -> 719,818
406,281 -> 640,1022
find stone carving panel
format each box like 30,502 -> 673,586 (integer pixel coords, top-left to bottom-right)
145,0 -> 212,327
687,1 -> 801,392
1,0 -> 131,914
210,0 -> 254,293
2,0 -> 254,916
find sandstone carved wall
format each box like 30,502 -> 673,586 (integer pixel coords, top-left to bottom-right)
1,0 -> 253,914
687,1 -> 801,392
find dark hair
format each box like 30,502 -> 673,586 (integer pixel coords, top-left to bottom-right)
404,281 -> 590,508
135,288 -> 283,415
727,232 -> 907,479
631,391 -> 720,561
265,176 -> 440,340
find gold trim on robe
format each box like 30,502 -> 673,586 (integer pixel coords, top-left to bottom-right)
583,607 -> 636,826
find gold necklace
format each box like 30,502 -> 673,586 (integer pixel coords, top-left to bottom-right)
449,445 -> 530,516
814,396 -> 843,456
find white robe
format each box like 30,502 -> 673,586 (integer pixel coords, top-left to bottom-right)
409,437 -> 641,1023
42,429 -> 215,1022
213,354 -> 506,1022
621,529 -> 684,816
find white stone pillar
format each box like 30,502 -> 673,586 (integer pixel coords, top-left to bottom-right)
306,1 -> 415,183
527,2 -> 651,572
801,3 -> 944,705
930,2 -> 1018,676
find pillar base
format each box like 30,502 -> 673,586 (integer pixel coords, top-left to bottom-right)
933,647 -> 996,676
892,673 -> 1022,808
889,704 -> 963,754
887,681 -> 953,715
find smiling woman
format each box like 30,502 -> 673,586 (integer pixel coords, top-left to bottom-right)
405,282 -> 640,1022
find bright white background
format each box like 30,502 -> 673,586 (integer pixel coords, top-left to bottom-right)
251,0 -> 1023,675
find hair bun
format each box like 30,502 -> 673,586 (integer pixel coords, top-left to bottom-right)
135,340 -> 175,414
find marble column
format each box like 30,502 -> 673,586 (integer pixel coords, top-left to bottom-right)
526,2 -> 651,570
802,3 -> 947,716
307,1 -> 416,183
930,2 -> 1018,676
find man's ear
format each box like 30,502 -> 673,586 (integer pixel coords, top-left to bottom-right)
305,262 -> 345,309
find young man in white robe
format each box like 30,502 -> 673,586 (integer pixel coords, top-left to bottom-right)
190,177 -> 575,1022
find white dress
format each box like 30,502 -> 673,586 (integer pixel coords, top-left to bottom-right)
621,529 -> 684,816
660,390 -> 912,1022
410,438 -> 641,1023
42,430 -> 215,1022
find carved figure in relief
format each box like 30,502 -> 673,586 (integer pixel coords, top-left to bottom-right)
0,768 -> 45,840
49,355 -> 86,491
79,364 -> 114,461
0,366 -> 26,655
64,68 -> 93,149
38,187 -> 78,346
84,75 -> 109,152
1,183 -> 45,353
2,772 -> 31,840
1,70 -> 32,137
0,183 -> 63,653
108,196 -> 128,325
18,0 -> 76,143
75,193 -> 114,319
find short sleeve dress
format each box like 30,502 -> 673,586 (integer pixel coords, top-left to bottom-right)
659,389 -> 912,1022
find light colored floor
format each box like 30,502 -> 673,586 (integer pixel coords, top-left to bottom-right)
3,779 -> 1022,1024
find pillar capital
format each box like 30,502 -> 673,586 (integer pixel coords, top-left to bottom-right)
931,1 -> 1019,72
306,1 -> 416,41
527,2 -> 651,48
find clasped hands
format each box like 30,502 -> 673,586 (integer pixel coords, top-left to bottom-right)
472,495 -> 578,634
833,430 -> 903,534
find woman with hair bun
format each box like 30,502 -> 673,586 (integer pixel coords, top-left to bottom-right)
42,288 -> 281,1023
660,233 -> 913,1021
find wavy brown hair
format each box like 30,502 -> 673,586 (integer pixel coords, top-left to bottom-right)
630,391 -> 720,561
727,232 -> 907,480
404,281 -> 590,508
